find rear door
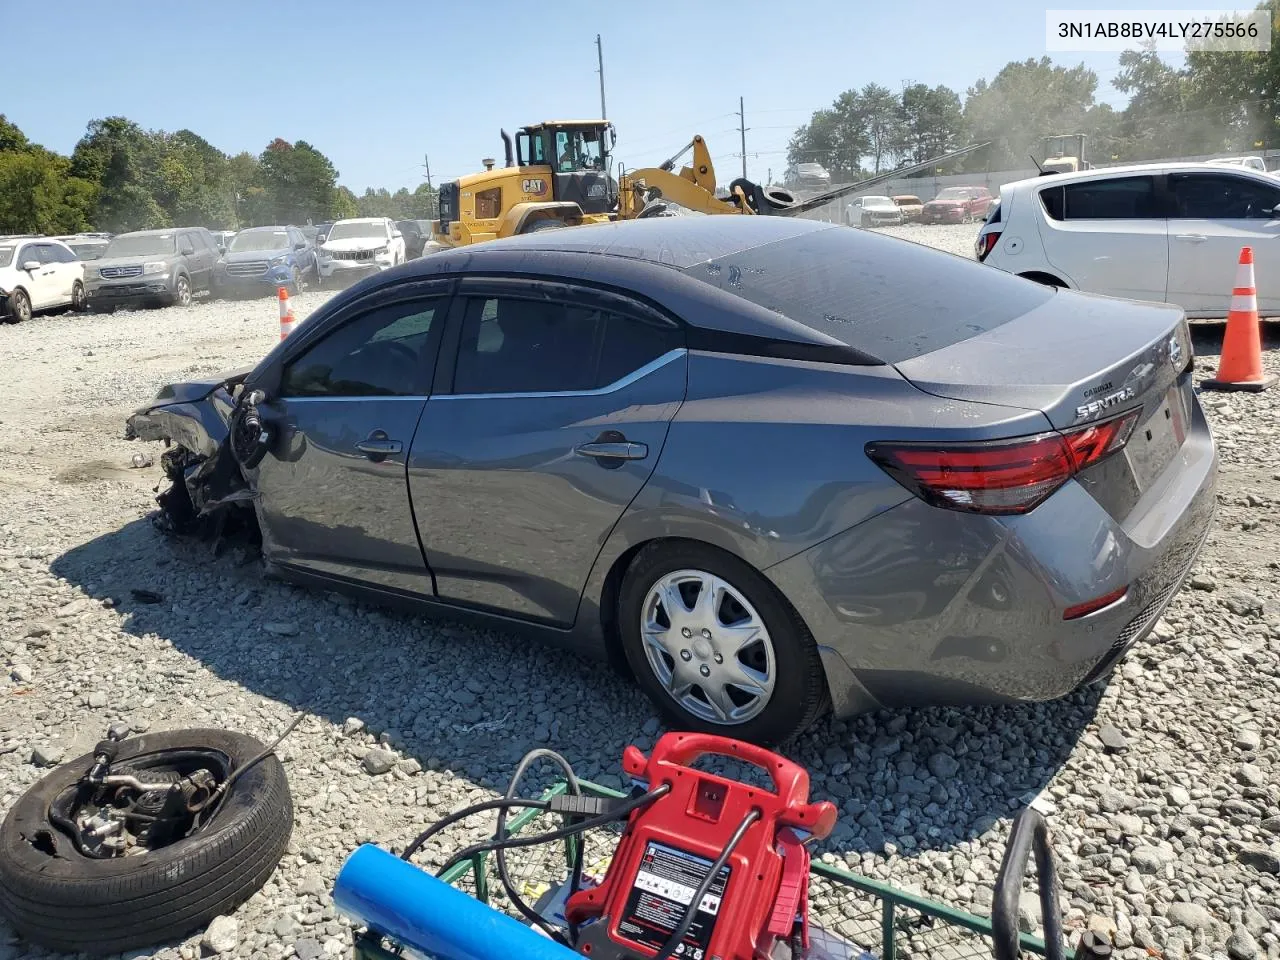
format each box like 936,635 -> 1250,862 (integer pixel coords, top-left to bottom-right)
1165,171 -> 1280,315
252,281 -> 450,595
1036,174 -> 1168,302
407,279 -> 687,625
45,243 -> 82,302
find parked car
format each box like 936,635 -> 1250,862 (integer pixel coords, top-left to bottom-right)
85,228 -> 220,311
892,195 -> 924,222
0,237 -> 86,322
53,234 -> 112,261
212,225 -> 320,298
793,163 -> 832,189
847,195 -> 903,227
1206,156 -> 1267,174
125,216 -> 1216,744
921,186 -> 994,224
396,219 -> 433,259
209,230 -> 237,255
314,222 -> 334,244
319,218 -> 405,284
978,162 -> 1280,317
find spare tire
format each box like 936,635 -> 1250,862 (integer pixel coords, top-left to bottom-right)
0,728 -> 293,955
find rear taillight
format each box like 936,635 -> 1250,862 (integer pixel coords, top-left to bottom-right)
866,410 -> 1139,515
975,231 -> 1001,261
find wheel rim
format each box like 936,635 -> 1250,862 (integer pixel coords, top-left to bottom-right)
15,292 -> 30,321
72,283 -> 84,310
640,569 -> 776,725
177,278 -> 190,305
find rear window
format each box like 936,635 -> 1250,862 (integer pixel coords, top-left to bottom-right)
683,225 -> 1052,364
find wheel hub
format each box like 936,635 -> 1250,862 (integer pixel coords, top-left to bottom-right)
640,568 -> 776,726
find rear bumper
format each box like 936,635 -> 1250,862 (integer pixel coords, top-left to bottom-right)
767,396 -> 1218,714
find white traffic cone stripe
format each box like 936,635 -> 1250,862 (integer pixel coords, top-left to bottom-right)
1232,294 -> 1258,313
1235,259 -> 1255,290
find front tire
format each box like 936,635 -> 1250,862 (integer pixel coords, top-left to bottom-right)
71,281 -> 86,312
0,728 -> 292,954
171,274 -> 192,307
6,288 -> 32,323
618,541 -> 828,745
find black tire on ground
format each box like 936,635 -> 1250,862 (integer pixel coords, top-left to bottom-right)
71,281 -> 86,312
5,288 -> 31,323
170,274 -> 192,307
617,540 -> 829,746
0,728 -> 293,955
291,265 -> 304,293
522,218 -> 567,233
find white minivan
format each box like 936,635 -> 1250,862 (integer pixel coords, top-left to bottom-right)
0,237 -> 86,323
978,163 -> 1280,318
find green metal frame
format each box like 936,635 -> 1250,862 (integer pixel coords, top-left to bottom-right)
353,779 -> 1067,960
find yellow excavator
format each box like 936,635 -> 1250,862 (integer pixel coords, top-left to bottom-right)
427,120 -> 988,250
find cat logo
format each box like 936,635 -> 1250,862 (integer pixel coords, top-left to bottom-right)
522,178 -> 548,196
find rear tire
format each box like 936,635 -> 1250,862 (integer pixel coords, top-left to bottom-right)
618,541 -> 828,745
522,218 -> 567,233
0,728 -> 293,955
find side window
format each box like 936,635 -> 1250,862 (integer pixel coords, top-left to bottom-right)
280,297 -> 444,398
16,244 -> 35,267
452,296 -> 682,396
1170,173 -> 1280,220
34,244 -> 58,264
178,234 -> 196,255
1060,176 -> 1158,220
52,244 -> 78,263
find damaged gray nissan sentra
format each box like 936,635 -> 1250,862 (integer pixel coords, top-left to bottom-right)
125,215 -> 1216,745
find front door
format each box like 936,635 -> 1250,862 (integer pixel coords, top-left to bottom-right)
17,243 -> 56,308
252,288 -> 448,596
1037,173 -> 1168,302
408,282 -> 687,625
1165,171 -> 1280,316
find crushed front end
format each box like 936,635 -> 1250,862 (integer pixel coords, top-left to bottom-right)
124,369 -> 261,545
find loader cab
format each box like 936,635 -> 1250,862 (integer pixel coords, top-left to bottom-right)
516,121 -> 616,215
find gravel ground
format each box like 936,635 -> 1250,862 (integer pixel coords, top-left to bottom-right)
2,230 -> 1280,960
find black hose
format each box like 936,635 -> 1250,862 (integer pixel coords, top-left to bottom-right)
495,750 -> 580,945
652,808 -> 761,960
435,786 -> 670,878
211,712 -> 306,803
400,797 -> 552,863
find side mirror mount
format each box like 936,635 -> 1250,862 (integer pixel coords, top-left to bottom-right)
21,260 -> 40,272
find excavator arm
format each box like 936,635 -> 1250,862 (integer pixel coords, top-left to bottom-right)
617,139 -> 992,219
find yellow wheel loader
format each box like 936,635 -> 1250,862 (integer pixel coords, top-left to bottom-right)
427,121 -> 988,251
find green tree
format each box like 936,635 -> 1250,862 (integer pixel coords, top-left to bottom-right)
962,58 -> 1103,170
0,148 -> 97,234
855,83 -> 905,173
71,117 -> 166,231
333,186 -> 360,220
897,84 -> 965,164
0,115 -> 29,153
259,138 -> 342,223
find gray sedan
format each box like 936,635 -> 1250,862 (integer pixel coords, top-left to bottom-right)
125,217 -> 1216,744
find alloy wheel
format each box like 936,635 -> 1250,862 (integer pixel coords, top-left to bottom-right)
639,569 -> 776,725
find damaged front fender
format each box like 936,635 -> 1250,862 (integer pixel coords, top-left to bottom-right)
124,370 -> 258,538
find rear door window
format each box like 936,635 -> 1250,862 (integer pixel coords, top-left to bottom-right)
1169,172 -> 1280,219
1041,176 -> 1158,221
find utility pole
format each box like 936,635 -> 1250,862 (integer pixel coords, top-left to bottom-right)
737,96 -> 748,180
596,35 -> 607,120
423,154 -> 436,218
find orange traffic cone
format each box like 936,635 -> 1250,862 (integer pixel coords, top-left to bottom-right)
278,286 -> 295,341
1203,246 -> 1276,392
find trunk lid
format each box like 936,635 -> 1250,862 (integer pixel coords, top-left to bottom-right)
895,289 -> 1194,517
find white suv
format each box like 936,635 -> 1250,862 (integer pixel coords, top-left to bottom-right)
0,237 -> 86,323
978,163 -> 1280,318
319,218 -> 406,284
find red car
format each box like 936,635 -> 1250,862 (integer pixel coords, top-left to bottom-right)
920,186 -> 994,224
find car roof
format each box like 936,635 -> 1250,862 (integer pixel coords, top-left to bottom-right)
239,225 -> 290,232
1007,161 -> 1277,192
314,216 -> 1046,367
115,228 -> 187,237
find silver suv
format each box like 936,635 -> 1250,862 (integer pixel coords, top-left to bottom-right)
85,227 -> 220,310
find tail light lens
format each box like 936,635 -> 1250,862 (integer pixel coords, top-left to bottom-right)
975,231 -> 1001,261
866,410 -> 1140,515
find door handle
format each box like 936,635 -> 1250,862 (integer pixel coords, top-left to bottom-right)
355,431 -> 402,461
1174,234 -> 1208,243
575,441 -> 648,461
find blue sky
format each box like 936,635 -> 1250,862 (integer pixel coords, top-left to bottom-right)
6,0 -> 1216,192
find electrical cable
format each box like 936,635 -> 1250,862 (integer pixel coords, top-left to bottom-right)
212,711 -> 306,802
400,797 -> 551,862
434,785 -> 670,878
651,808 -> 761,960
495,750 -> 581,946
